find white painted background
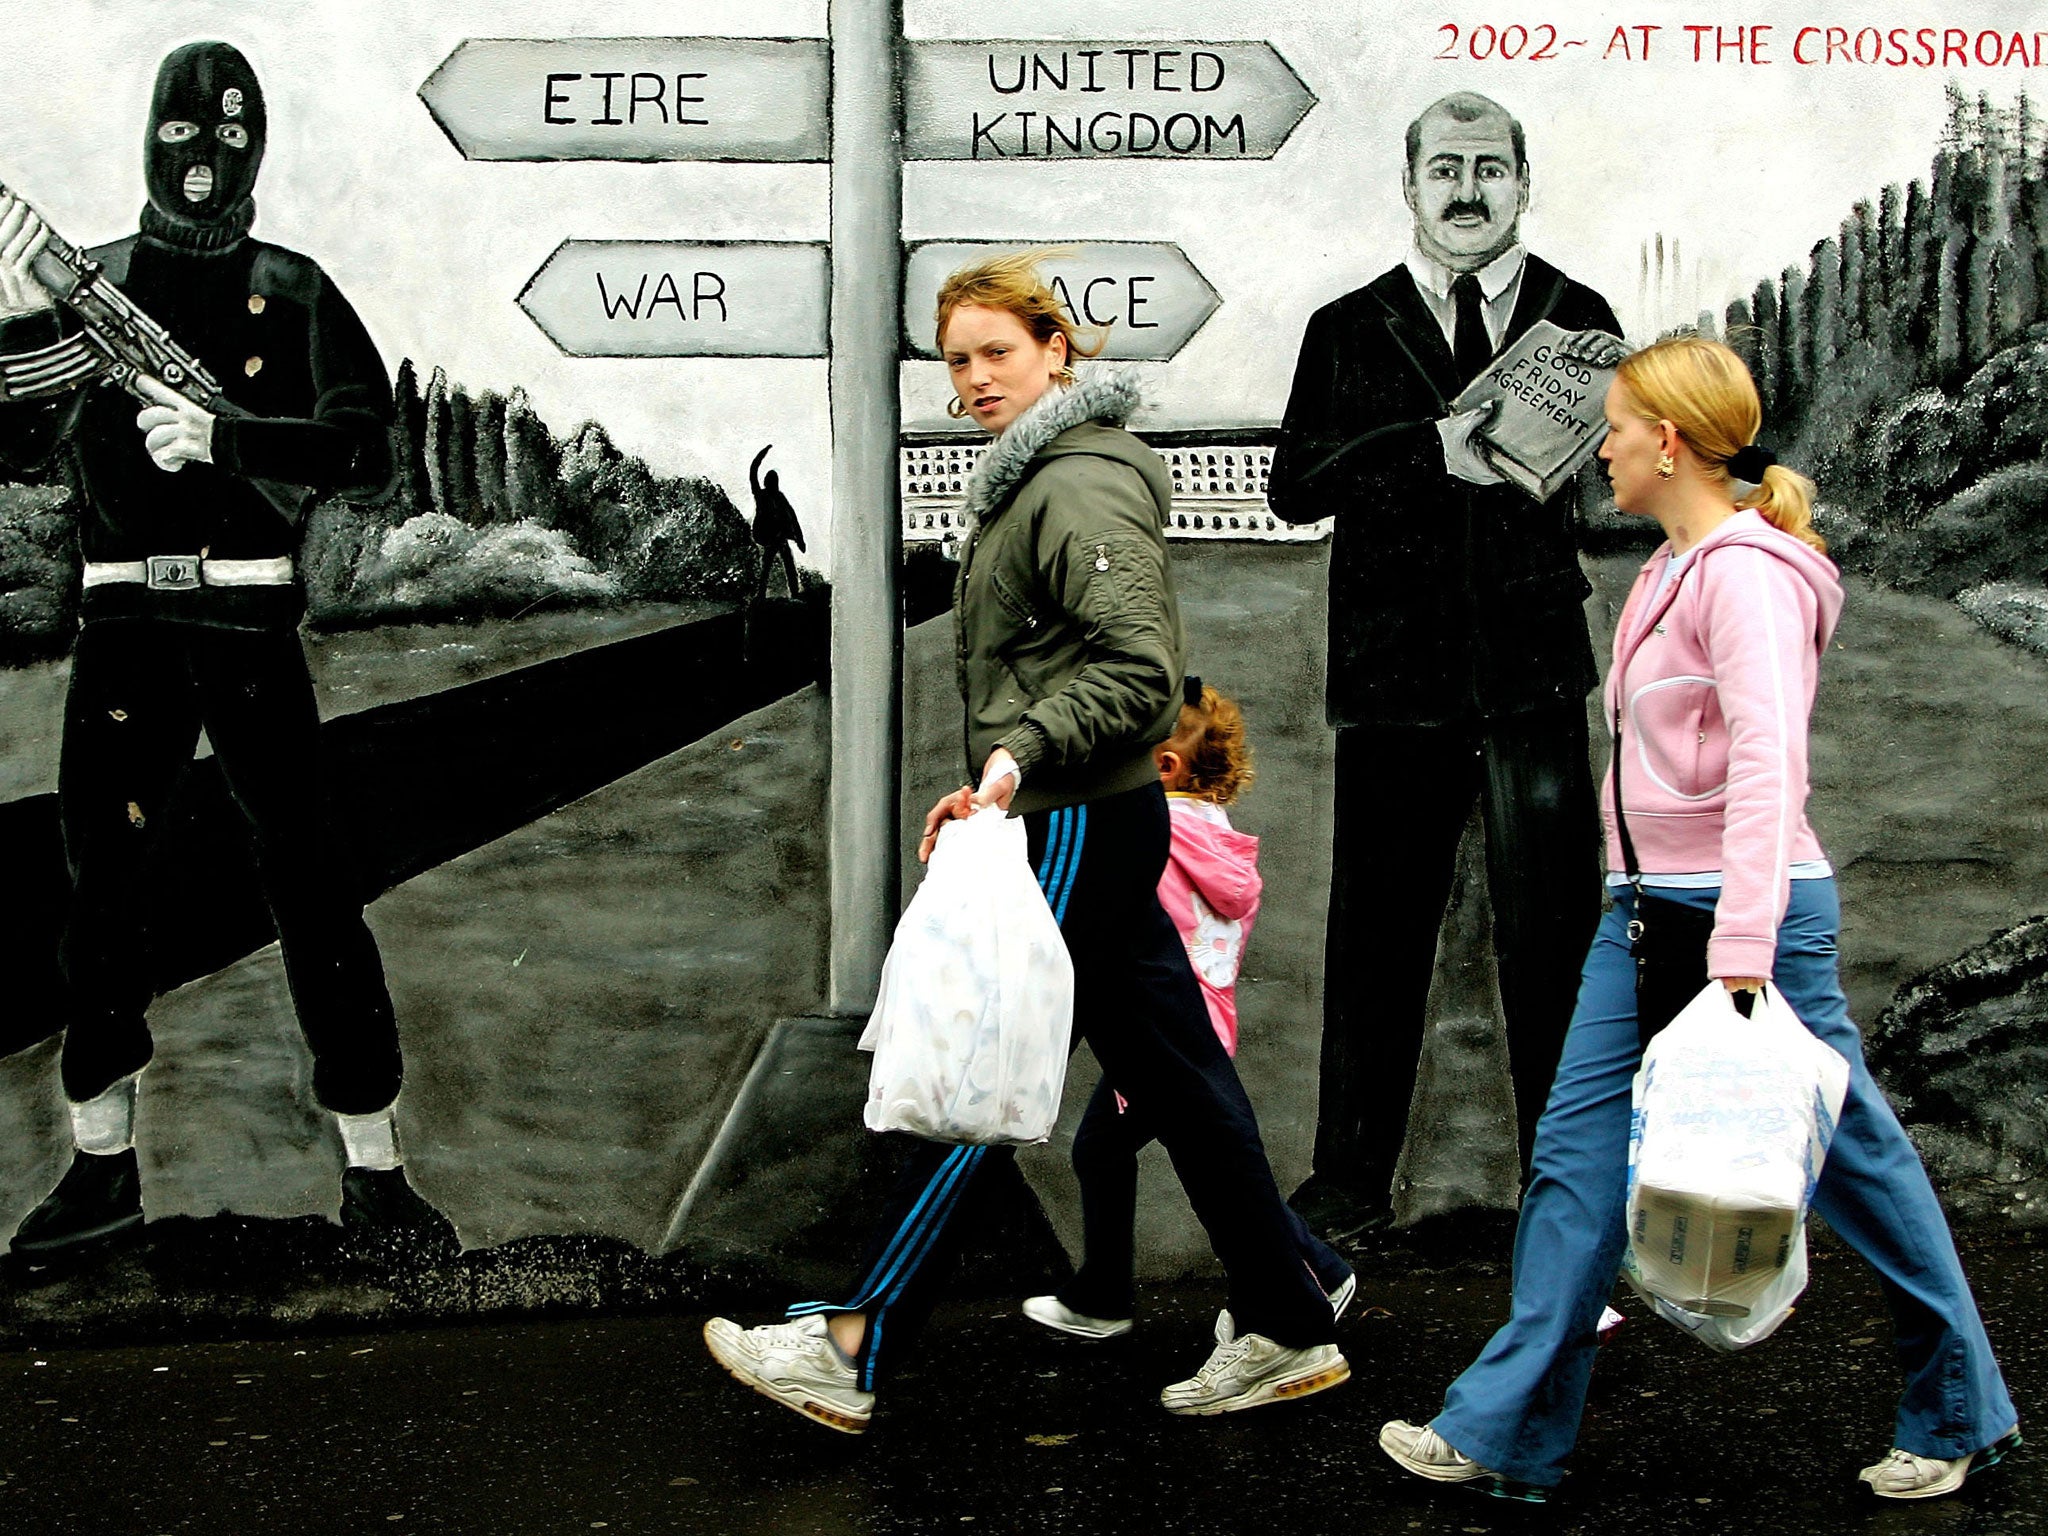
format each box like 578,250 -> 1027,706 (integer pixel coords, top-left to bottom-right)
1,0 -> 2037,571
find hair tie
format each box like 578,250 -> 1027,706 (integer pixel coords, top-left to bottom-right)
1182,674 -> 1204,708
1727,443 -> 1777,483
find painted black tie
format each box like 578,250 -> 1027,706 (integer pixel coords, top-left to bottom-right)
1450,272 -> 1494,385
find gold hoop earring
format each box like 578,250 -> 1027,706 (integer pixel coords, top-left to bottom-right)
946,396 -> 969,420
1655,452 -> 1676,480
1056,365 -> 1078,387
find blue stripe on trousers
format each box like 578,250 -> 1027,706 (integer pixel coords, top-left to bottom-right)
1036,808 -> 1068,891
857,1145 -> 987,1389
785,1146 -> 976,1317
1052,806 -> 1087,923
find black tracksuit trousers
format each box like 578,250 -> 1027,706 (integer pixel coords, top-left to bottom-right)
793,782 -> 1334,1390
55,619 -> 402,1114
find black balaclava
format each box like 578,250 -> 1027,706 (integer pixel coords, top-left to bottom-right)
141,41 -> 265,250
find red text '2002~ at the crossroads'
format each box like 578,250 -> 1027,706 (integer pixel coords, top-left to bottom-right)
1434,23 -> 2048,67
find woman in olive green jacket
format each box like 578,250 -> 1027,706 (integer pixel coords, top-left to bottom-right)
704,254 -> 1348,1435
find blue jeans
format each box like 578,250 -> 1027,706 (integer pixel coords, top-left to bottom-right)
1433,878 -> 2018,1488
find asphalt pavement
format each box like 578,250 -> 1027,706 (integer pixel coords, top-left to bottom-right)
1,1228 -> 2038,1536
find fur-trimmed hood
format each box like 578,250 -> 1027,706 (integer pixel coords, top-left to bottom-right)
960,367 -> 1141,527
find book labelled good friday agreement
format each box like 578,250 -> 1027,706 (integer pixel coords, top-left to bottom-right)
1450,320 -> 1615,502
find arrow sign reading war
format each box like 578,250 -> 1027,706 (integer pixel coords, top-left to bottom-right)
519,241 -> 830,357
903,242 -> 1218,361
421,38 -> 829,162
903,41 -> 1315,161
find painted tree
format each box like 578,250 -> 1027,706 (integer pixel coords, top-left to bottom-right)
389,357 -> 433,523
1841,202 -> 1873,345
1877,183 -> 1904,316
503,387 -> 562,529
471,389 -> 509,524
1750,281 -> 1780,418
1808,236 -> 1844,381
422,365 -> 453,519
1779,264 -> 1810,421
444,389 -> 478,525
1724,296 -> 1758,374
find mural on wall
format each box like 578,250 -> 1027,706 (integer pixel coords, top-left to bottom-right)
0,0 -> 2042,1339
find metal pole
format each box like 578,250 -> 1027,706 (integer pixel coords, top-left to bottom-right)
826,0 -> 903,1014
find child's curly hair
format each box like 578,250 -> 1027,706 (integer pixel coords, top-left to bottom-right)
1166,680 -> 1254,805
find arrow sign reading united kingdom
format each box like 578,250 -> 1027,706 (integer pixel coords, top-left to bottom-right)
902,41 -> 1315,161
420,38 -> 830,161
519,241 -> 830,357
902,242 -> 1219,361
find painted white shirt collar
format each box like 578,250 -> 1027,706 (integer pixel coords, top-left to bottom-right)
1404,241 -> 1527,352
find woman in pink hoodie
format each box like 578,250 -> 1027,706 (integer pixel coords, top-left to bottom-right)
1380,337 -> 2018,1503
1023,682 -> 1354,1339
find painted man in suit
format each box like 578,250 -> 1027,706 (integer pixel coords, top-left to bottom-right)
1267,91 -> 1624,1245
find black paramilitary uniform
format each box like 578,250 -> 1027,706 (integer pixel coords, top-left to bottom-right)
0,213 -> 400,1113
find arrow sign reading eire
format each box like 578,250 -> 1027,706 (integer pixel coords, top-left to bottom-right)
519,241 -> 830,357
904,243 -> 1219,361
903,41 -> 1315,160
420,38 -> 829,161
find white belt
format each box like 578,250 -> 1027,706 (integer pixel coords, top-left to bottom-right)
82,556 -> 294,592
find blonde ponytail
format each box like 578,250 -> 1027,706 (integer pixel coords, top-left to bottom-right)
1738,463 -> 1825,554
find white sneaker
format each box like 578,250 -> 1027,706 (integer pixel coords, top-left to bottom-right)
1159,1331 -> 1349,1415
1022,1295 -> 1133,1339
703,1315 -> 874,1434
1215,1268 -> 1358,1344
1858,1428 -> 2021,1500
1379,1419 -> 1549,1503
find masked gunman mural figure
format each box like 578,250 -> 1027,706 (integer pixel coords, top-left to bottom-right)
0,41 -> 457,1263
747,443 -> 806,601
1267,92 -> 1624,1246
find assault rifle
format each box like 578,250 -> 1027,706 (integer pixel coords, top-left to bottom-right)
0,182 -> 315,520
0,181 -> 230,409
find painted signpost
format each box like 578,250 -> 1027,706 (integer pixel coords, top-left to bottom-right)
902,242 -> 1219,361
419,38 -> 831,162
422,28 -> 1316,1010
901,41 -> 1318,160
518,241 -> 831,358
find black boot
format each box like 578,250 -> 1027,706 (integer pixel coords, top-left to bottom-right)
339,1166 -> 460,1267
10,1148 -> 144,1255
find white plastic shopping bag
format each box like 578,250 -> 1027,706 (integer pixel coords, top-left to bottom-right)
859,806 -> 1074,1145
1623,981 -> 1851,1350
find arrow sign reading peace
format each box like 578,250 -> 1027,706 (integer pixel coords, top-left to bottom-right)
902,41 -> 1315,161
519,241 -> 830,357
420,38 -> 829,161
903,243 -> 1219,361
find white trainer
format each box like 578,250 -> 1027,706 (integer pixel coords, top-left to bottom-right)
703,1315 -> 874,1434
1022,1295 -> 1133,1339
1159,1332 -> 1349,1415
1379,1419 -> 1549,1503
1378,1419 -> 1492,1483
1859,1428 -> 2021,1500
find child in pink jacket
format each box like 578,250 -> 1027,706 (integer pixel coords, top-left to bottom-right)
1024,682 -> 1353,1338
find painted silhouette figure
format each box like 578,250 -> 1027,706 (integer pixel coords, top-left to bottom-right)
0,41 -> 457,1265
748,444 -> 806,600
